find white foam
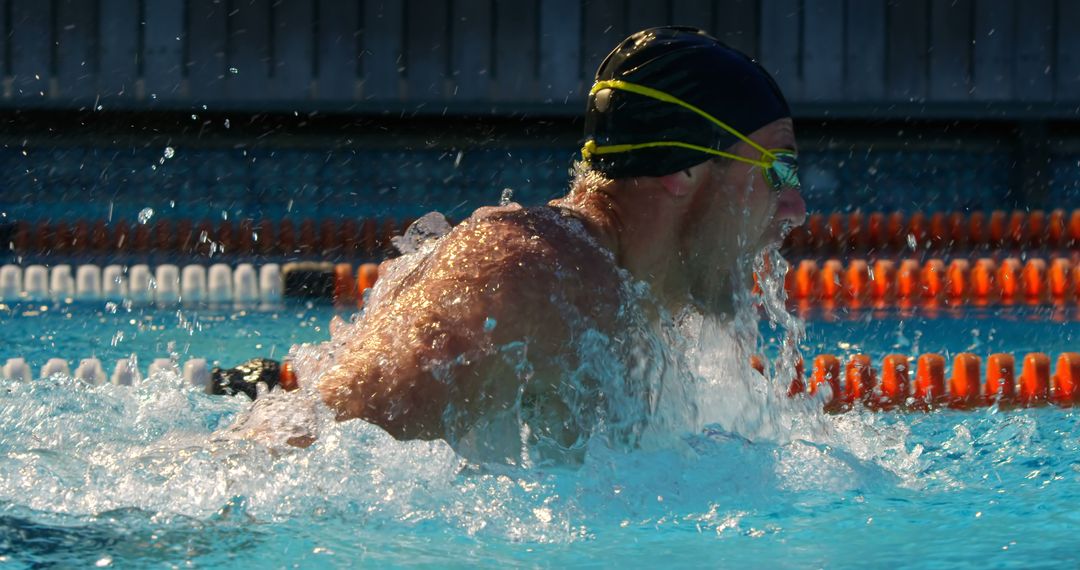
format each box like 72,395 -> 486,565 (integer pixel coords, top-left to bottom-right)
183,358 -> 212,392
233,263 -> 259,303
128,265 -> 153,303
0,264 -> 22,301
23,265 -> 48,300
155,265 -> 181,304
259,263 -> 282,302
41,358 -> 70,378
181,264 -> 207,303
208,263 -> 233,302
102,265 -> 127,300
75,265 -> 102,300
74,358 -> 107,385
3,358 -> 31,382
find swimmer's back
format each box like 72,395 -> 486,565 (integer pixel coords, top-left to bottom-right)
319,204 -> 623,450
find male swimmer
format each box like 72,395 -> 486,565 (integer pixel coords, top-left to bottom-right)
229,27 -> 806,463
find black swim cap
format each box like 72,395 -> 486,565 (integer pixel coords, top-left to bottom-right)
583,26 -> 790,179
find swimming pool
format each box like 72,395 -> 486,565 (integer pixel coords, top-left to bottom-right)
1,298 -> 1077,567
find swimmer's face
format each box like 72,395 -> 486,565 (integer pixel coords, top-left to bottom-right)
696,117 -> 806,249
683,118 -> 806,306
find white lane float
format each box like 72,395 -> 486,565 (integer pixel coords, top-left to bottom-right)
76,265 -> 102,300
0,265 -> 22,301
181,264 -> 207,303
154,264 -> 181,304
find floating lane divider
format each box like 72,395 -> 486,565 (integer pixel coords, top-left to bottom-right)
0,263 -> 283,304
4,217 -> 413,258
2,356 -> 298,398
754,352 -> 1080,411
783,208 -> 1080,256
784,256 -> 1080,307
10,209 -> 1074,260
0,262 -> 385,305
6,351 -> 1080,413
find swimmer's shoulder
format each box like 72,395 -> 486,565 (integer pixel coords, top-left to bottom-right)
450,203 -> 616,272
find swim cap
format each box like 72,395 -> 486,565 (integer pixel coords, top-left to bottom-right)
583,26 -> 790,179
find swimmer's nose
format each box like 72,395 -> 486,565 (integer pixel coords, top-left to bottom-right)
775,188 -> 807,227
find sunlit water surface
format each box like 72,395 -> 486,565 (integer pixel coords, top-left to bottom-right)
0,296 -> 1079,567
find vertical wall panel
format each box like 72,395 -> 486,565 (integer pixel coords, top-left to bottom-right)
759,0 -> 802,99
581,0 -> 627,81
361,1 -> 405,100
10,0 -> 52,99
272,0 -> 314,99
98,0 -> 139,101
713,0 -> 758,59
55,0 -> 97,100
405,0 -> 448,100
845,0 -> 885,100
1013,0 -> 1053,102
1056,0 -> 1080,100
228,0 -> 272,101
450,0 -> 491,100
316,0 -> 359,101
492,0 -> 538,101
539,0 -> 582,101
928,0 -> 972,101
971,0 -> 1014,101
625,0 -> 668,34
187,0 -> 228,101
670,0 -> 712,30
802,0 -> 843,101
886,0 -> 929,100
144,0 -> 185,101
0,0 -> 7,80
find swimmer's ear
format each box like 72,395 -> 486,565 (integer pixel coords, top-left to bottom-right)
658,162 -> 707,198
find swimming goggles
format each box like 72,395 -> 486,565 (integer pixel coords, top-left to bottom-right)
581,79 -> 801,190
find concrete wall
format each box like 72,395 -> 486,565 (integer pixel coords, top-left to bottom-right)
0,0 -> 1074,118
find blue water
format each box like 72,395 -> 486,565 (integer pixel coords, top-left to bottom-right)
1,301 -> 1079,567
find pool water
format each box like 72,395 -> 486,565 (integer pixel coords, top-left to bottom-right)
1,301 -> 1079,567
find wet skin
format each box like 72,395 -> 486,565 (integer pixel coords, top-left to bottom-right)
317,118 -> 806,452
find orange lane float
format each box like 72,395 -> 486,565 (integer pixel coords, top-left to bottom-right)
784,351 -> 1080,412
1019,353 -> 1050,405
914,353 -> 946,407
782,256 -> 1080,308
279,361 -> 299,391
984,353 -> 1016,403
809,354 -> 841,409
333,263 -> 357,305
844,354 -> 875,406
356,262 -> 380,308
1053,353 -> 1080,405
878,354 -> 910,408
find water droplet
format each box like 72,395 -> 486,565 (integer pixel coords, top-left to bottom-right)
499,188 -> 514,206
163,146 -> 175,159
137,208 -> 154,224
229,67 -> 239,75
906,233 -> 917,251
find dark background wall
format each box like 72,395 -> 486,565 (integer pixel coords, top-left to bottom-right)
0,0 -> 1075,118
1,0 -> 1078,259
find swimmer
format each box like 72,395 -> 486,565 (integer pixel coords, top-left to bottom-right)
234,26 -> 806,462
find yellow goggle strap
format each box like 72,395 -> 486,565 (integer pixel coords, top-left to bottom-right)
582,79 -> 778,168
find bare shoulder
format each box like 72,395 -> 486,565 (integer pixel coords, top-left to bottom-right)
427,205 -> 623,321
